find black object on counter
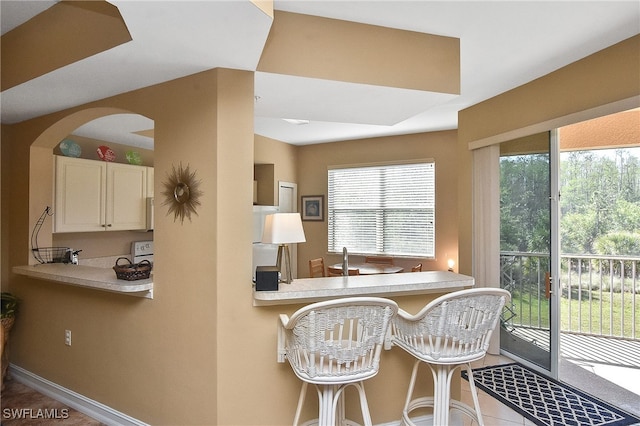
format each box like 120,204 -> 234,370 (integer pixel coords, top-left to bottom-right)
255,266 -> 279,291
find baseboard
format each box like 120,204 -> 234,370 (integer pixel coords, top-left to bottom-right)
7,364 -> 436,426
7,364 -> 147,426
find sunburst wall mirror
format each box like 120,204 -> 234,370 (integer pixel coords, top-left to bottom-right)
161,162 -> 203,224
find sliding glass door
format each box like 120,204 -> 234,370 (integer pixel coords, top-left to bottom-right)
499,132 -> 560,376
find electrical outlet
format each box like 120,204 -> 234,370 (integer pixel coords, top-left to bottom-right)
65,329 -> 72,346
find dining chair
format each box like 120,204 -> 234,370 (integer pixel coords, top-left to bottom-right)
308,257 -> 326,278
327,266 -> 360,276
411,263 -> 422,272
365,256 -> 394,265
278,297 -> 399,426
391,288 -> 510,426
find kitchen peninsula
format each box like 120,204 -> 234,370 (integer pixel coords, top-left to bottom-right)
12,264 -> 153,299
253,270 -> 474,306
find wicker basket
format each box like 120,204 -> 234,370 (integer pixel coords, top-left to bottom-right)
113,257 -> 152,281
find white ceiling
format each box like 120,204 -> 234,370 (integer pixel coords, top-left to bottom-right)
1,1 -> 639,149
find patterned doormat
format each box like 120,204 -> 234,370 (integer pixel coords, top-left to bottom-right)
462,363 -> 640,426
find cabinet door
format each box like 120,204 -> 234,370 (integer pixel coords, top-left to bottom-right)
54,156 -> 106,233
146,166 -> 154,198
106,163 -> 147,231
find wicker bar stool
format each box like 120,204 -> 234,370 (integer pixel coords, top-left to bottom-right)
278,297 -> 398,426
391,288 -> 510,426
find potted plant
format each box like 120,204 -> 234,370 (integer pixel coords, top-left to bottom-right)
1,292 -> 19,389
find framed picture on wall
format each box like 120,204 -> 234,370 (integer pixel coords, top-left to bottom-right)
302,195 -> 324,221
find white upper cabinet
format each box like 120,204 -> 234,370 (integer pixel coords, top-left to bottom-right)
146,166 -> 154,198
54,156 -> 149,233
54,156 -> 106,232
106,162 -> 148,231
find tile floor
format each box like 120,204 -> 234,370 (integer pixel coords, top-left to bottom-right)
1,354 -> 636,426
460,353 -> 640,426
0,356 -> 529,426
1,378 -> 105,426
459,354 -> 537,426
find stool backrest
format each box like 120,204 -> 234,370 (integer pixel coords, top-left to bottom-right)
279,297 -> 398,382
392,288 -> 510,363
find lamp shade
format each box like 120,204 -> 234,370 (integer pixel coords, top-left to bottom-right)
261,213 -> 306,244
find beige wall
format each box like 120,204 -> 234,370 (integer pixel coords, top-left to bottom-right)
1,69 -> 447,425
296,131 -> 460,276
254,134 -> 298,205
459,35 -> 640,148
1,20 -> 639,426
258,11 -> 459,94
1,1 -> 131,91
456,34 -> 639,278
2,69 -> 253,425
560,108 -> 640,152
499,109 -> 640,158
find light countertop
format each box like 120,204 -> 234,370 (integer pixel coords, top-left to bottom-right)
253,270 -> 473,306
12,264 -> 153,299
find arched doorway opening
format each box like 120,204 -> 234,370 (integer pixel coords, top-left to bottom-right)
27,108 -> 154,265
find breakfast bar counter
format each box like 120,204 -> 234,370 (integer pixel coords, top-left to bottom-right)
253,270 -> 474,306
12,264 -> 154,299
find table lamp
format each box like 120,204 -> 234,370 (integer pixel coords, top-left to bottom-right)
261,213 -> 306,284
448,259 -> 455,272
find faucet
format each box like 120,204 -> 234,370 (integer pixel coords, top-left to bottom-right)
65,249 -> 82,265
342,247 -> 349,276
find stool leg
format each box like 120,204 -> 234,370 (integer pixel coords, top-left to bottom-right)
335,385 -> 346,425
431,364 -> 456,425
353,382 -> 372,426
402,361 -> 479,426
332,382 -> 372,426
402,359 -> 421,415
464,364 -> 484,426
318,384 -> 336,425
293,382 -> 307,426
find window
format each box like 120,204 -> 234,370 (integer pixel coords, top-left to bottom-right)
328,161 -> 435,257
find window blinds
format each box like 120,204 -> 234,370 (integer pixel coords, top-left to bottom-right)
328,161 -> 435,257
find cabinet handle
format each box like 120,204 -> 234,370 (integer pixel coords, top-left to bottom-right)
107,224 -> 112,227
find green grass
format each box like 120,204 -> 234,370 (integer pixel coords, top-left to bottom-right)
509,290 -> 639,339
560,289 -> 639,337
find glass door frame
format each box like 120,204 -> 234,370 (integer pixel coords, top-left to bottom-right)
549,129 -> 561,379
498,131 -> 561,379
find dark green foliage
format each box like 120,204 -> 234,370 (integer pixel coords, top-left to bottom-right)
500,153 -> 550,253
501,148 -> 640,256
1,292 -> 18,319
561,149 -> 640,255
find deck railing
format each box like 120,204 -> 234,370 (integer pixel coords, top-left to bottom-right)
500,252 -> 639,341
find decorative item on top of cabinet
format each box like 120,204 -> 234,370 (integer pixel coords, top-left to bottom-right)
97,145 -> 116,162
125,150 -> 142,165
161,162 -> 202,224
58,138 -> 81,158
54,156 -> 150,233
